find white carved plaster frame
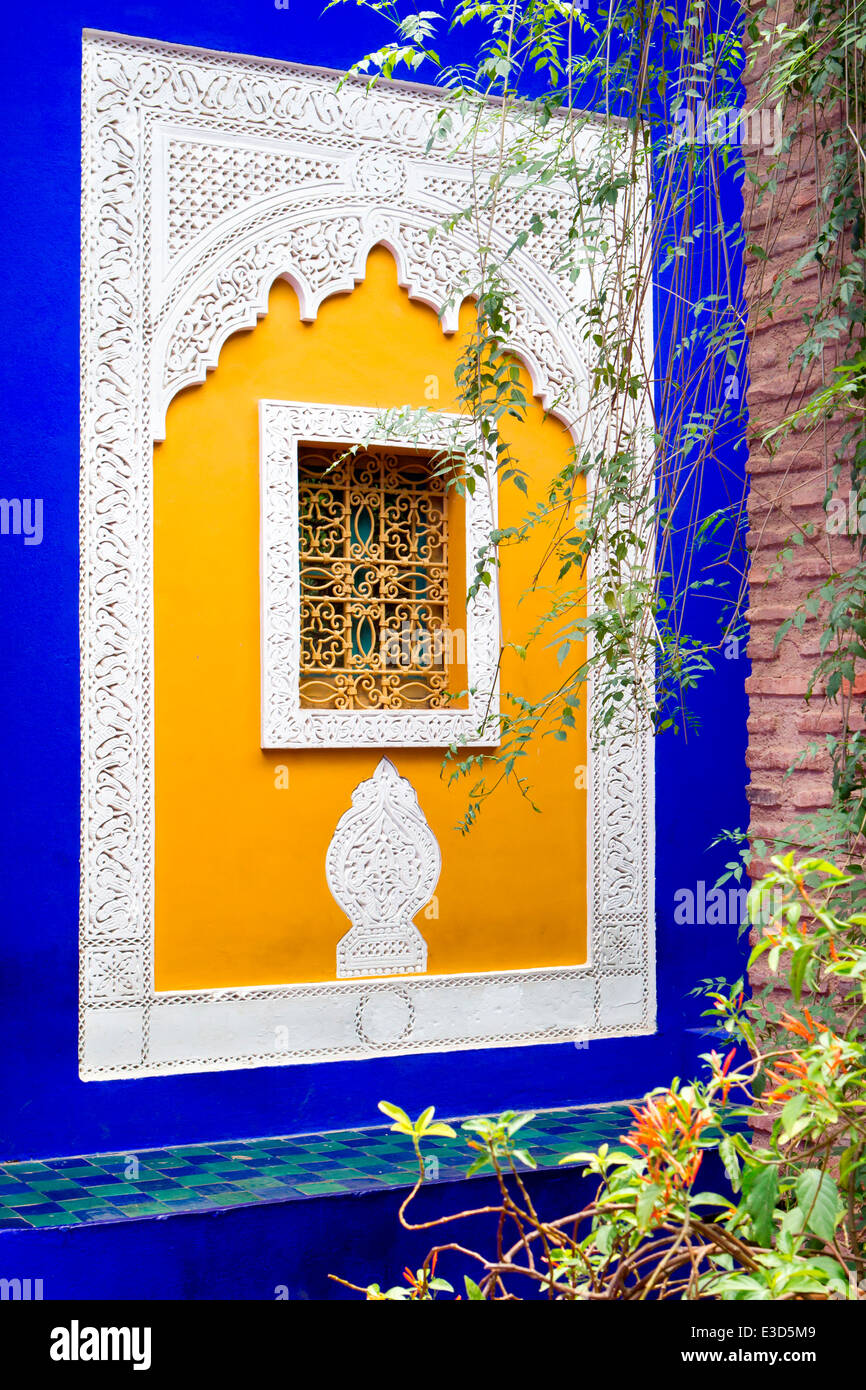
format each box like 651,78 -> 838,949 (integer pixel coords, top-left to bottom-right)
80,29 -> 656,1078
260,401 -> 499,748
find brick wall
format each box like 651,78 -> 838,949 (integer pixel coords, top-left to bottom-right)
744,4 -> 851,854
742,4 -> 855,1018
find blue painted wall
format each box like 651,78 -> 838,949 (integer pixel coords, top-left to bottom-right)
0,1169 -> 587,1299
0,1 -> 748,1162
0,1149 -> 733,1299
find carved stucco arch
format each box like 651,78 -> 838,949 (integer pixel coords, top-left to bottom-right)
151,206 -> 592,442
80,30 -> 654,1078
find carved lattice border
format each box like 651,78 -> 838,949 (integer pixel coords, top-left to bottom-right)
260,401 -> 500,748
80,30 -> 655,1078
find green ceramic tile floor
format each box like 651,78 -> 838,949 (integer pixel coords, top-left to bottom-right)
0,1103 -> 634,1231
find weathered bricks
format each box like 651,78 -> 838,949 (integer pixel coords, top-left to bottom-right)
743,3 -> 851,1005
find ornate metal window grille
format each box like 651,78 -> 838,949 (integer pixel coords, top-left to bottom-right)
297,445 -> 451,710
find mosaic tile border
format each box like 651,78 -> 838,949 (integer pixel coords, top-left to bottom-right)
0,1104 -> 634,1231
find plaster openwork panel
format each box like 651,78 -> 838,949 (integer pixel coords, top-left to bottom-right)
80,30 -> 656,1077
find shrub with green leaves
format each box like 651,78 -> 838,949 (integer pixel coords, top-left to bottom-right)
333,857 -> 864,1300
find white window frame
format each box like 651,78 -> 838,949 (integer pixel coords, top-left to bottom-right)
259,400 -> 499,748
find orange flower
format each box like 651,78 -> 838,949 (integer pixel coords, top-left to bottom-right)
780,1012 -> 813,1041
715,1047 -> 737,1102
623,1090 -> 709,1193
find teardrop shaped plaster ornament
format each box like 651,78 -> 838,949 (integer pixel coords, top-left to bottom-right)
326,757 -> 440,977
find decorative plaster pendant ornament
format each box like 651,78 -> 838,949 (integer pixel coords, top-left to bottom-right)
326,758 -> 440,977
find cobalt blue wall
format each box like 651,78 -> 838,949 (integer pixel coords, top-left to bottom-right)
0,1149 -> 735,1299
0,1168 -> 589,1299
0,1 -> 748,1162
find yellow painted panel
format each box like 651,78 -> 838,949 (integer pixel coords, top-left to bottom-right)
154,247 -> 587,988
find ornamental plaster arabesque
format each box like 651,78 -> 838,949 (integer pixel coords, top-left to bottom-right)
80,30 -> 656,1078
327,757 -> 442,979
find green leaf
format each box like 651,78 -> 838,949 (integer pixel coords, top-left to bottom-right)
795,1170 -> 840,1243
743,1164 -> 778,1247
781,1092 -> 808,1137
790,946 -> 810,1001
594,1223 -> 616,1256
839,1143 -> 864,1181
465,1152 -> 492,1178
378,1100 -> 412,1131
464,1277 -> 485,1300
637,1183 -> 662,1230
425,1122 -> 457,1139
780,1204 -> 805,1237
719,1134 -> 741,1192
505,1112 -> 536,1136
691,1191 -> 735,1210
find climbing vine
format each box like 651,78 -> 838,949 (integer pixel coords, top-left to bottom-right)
326,0 -> 866,1300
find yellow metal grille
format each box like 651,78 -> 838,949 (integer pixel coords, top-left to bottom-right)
297,444 -> 450,710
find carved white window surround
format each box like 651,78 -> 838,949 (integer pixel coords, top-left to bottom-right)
80,30 -> 656,1078
260,401 -> 499,748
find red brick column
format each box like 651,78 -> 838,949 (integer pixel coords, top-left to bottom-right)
743,7 -> 851,863
742,6 -> 858,1041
